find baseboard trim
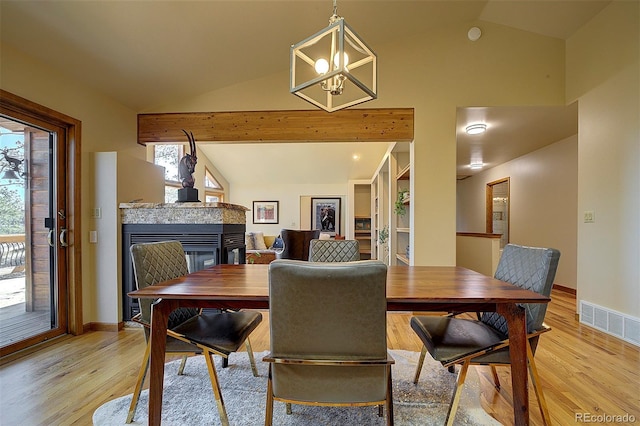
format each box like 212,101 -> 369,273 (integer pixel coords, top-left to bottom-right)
85,322 -> 124,332
553,284 -> 576,295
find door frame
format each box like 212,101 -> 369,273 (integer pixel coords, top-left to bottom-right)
485,177 -> 510,246
0,90 -> 82,340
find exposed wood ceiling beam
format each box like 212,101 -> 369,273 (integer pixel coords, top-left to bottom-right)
138,108 -> 414,144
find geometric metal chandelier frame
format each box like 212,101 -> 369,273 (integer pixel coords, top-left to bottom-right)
290,2 -> 377,112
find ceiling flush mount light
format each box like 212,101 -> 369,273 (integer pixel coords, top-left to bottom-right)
469,162 -> 484,170
290,0 -> 377,113
465,123 -> 487,135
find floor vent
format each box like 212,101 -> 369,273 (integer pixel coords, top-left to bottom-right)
580,300 -> 640,347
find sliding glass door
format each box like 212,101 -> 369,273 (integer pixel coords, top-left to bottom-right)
0,115 -> 68,354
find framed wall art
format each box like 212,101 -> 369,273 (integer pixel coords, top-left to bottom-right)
311,197 -> 340,236
253,200 -> 279,224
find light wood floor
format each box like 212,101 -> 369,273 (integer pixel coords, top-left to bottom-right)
0,289 -> 638,425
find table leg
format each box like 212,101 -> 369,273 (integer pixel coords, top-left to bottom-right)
497,303 -> 529,426
148,299 -> 178,425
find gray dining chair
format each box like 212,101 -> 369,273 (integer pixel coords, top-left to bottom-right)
308,238 -> 360,262
410,243 -> 560,426
127,240 -> 263,426
264,259 -> 394,425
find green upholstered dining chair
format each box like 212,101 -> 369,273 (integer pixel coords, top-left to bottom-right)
264,259 -> 394,426
410,244 -> 560,426
308,238 -> 360,262
127,240 -> 263,426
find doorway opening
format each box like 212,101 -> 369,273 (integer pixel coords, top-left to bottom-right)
486,178 -> 510,249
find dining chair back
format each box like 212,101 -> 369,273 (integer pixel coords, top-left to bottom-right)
308,238 -> 360,262
264,259 -> 394,425
127,240 -> 262,426
410,244 -> 560,426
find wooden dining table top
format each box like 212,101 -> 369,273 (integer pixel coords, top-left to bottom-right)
128,263 -> 550,311
130,262 -> 549,426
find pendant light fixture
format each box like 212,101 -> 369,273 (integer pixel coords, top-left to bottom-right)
290,0 -> 377,112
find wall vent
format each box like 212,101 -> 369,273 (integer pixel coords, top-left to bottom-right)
580,300 -> 640,347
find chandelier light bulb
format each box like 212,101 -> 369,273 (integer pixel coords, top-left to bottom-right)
334,52 -> 349,69
315,58 -> 329,75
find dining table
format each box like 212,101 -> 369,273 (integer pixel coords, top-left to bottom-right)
128,263 -> 550,426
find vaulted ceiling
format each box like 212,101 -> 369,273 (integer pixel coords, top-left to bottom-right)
1,1 -> 599,182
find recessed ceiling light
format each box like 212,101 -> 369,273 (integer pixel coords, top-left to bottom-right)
465,124 -> 487,135
352,154 -> 360,161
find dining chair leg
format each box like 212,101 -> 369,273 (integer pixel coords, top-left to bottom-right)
445,359 -> 470,426
286,403 -> 292,414
177,355 -> 188,375
203,349 -> 230,426
245,338 -> 259,377
413,346 -> 427,384
490,365 -> 501,390
386,365 -> 394,426
527,342 -> 552,425
126,339 -> 151,424
264,365 -> 274,426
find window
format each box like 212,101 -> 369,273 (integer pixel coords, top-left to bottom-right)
153,144 -> 183,203
204,167 -> 223,202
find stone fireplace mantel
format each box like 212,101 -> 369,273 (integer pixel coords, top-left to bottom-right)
119,202 -> 249,225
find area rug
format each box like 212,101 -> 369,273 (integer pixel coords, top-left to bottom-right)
93,350 -> 500,425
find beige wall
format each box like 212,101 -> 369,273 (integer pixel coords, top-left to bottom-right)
1,1 -> 637,325
457,136 -> 578,289
567,1 -> 639,317
151,20 -> 566,268
1,44 -> 142,325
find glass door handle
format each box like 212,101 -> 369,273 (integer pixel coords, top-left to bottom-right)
47,229 -> 55,247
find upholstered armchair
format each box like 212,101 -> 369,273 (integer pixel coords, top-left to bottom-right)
277,229 -> 320,260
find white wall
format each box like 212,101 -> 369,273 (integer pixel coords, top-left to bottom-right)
457,136 -> 578,289
231,182 -> 347,237
92,152 -> 164,323
567,1 -> 639,317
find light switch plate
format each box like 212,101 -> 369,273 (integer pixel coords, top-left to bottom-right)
584,211 -> 595,223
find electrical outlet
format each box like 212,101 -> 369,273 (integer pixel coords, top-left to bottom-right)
584,211 -> 595,223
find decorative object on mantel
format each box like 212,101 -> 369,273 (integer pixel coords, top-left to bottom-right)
177,129 -> 199,202
290,0 -> 377,112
